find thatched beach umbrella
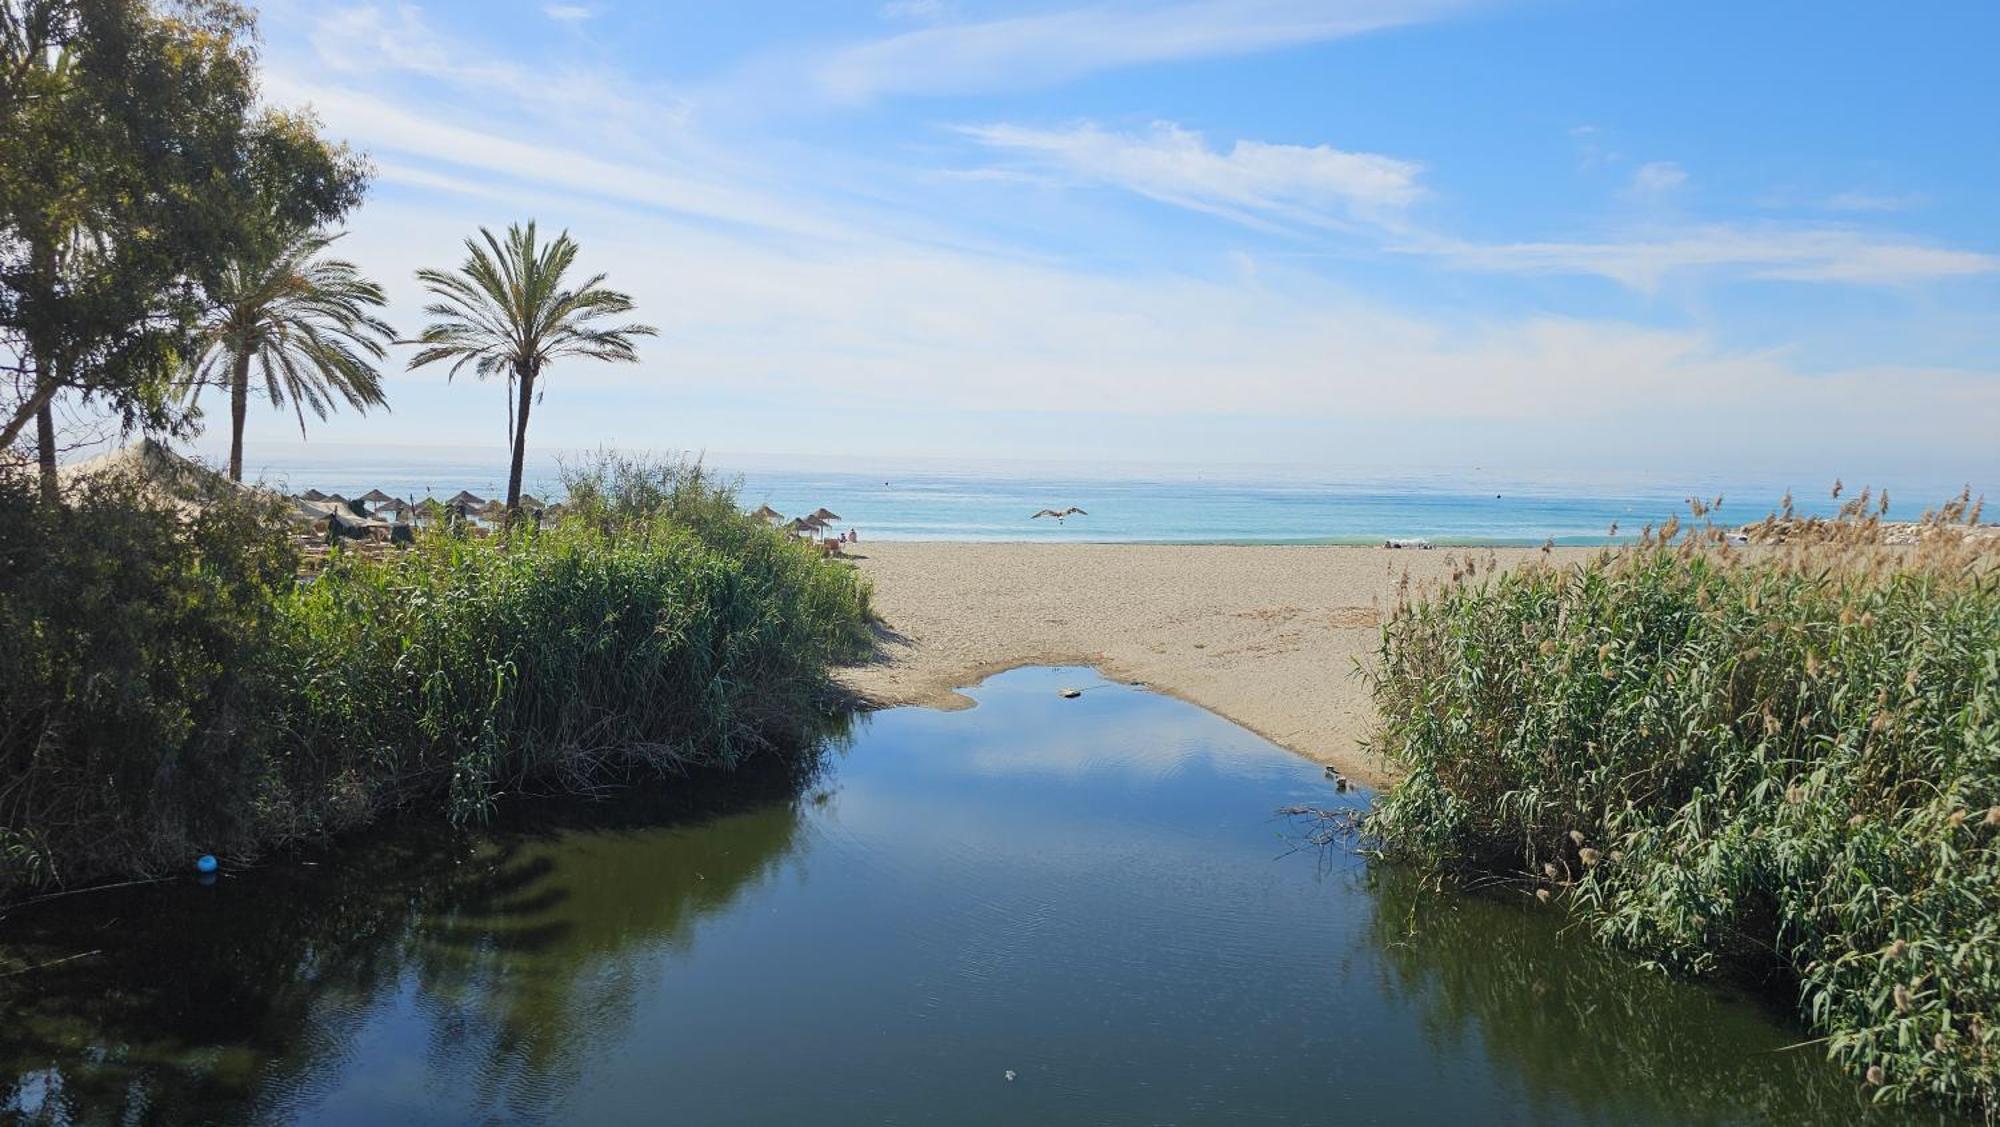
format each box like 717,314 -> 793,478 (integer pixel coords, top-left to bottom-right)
357,488 -> 396,505
515,493 -> 548,512
446,490 -> 484,508
749,503 -> 782,523
299,488 -> 328,502
477,499 -> 509,520
810,507 -> 841,523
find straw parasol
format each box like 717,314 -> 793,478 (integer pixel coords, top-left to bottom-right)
810,507 -> 841,523
515,493 -> 548,512
749,503 -> 782,523
477,499 -> 509,520
299,488 -> 329,502
784,516 -> 822,535
446,490 -> 484,508
357,488 -> 396,505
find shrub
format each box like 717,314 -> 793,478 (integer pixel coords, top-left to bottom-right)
1364,495 -> 1999,1115
0,473 -> 296,893
0,454 -> 874,894
273,462 -> 873,825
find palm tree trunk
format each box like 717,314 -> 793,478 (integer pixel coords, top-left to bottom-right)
35,398 -> 57,504
506,364 -> 534,516
228,352 -> 251,482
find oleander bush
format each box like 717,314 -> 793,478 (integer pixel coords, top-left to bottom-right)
1365,491 -> 1999,1116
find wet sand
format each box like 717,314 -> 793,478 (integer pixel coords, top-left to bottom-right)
835,541 -> 1599,785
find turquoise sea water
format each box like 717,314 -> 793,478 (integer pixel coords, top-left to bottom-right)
228,446 -> 1964,546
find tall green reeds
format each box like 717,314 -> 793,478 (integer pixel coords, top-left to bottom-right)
274,456 -> 873,828
1365,493 -> 1999,1115
0,454 -> 873,896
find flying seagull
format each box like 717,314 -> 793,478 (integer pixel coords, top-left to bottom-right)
1031,507 -> 1088,523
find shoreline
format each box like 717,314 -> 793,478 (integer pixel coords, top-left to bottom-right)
834,541 -> 1604,786
847,535 -> 1627,548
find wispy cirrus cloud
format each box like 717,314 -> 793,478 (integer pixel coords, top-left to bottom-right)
1626,160 -> 1688,200
813,0 -> 1480,102
957,121 -> 1424,233
955,120 -> 1995,289
1824,190 -> 1926,213
1413,225 -> 1999,289
306,3 -> 680,137
239,2 -> 2000,476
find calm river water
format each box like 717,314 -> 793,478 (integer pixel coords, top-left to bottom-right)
0,668 -> 1948,1124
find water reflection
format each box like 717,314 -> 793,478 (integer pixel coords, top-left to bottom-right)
0,671 -> 1958,1125
0,746 -> 835,1125
1364,868 -> 1946,1125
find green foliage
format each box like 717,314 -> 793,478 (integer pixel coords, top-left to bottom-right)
0,455 -> 872,895
406,222 -> 656,511
0,0 -> 368,454
274,458 -> 873,826
186,226 -> 395,480
1365,508 -> 2000,1116
407,222 -> 657,513
0,470 -> 296,889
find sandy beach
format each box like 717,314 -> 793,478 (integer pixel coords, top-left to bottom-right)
836,541 -> 1600,784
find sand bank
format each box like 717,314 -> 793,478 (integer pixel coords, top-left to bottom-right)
835,541 -> 1600,785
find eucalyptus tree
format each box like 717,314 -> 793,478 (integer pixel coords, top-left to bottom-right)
408,222 -> 655,515
0,0 -> 366,494
188,230 -> 394,481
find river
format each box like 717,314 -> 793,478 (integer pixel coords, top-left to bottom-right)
0,668 -> 1945,1124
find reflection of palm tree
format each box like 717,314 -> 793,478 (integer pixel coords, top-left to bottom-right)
409,797 -> 811,1116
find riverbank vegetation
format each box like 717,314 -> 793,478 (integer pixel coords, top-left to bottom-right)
1365,493 -> 1998,1116
0,456 -> 873,898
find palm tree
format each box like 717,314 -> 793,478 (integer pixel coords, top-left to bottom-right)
189,229 -> 395,482
408,222 -> 656,516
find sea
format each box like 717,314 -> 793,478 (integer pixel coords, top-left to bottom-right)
225,445 -> 1977,547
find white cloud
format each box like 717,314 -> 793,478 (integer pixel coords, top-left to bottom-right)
879,0 -> 946,20
239,2 -> 2000,477
814,0 -> 1478,102
959,121 -> 1423,232
1825,190 -> 1924,213
268,79 -> 847,241
287,194 -> 2000,470
544,3 -> 591,21
1628,160 -> 1687,198
306,4 -> 673,136
1412,225 -> 1999,289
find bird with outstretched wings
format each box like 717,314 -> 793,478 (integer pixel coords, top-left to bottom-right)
1031,506 -> 1089,523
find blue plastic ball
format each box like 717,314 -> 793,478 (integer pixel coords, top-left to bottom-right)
195,854 -> 218,874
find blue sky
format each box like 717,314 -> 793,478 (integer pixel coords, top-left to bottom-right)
218,0 -> 2000,485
